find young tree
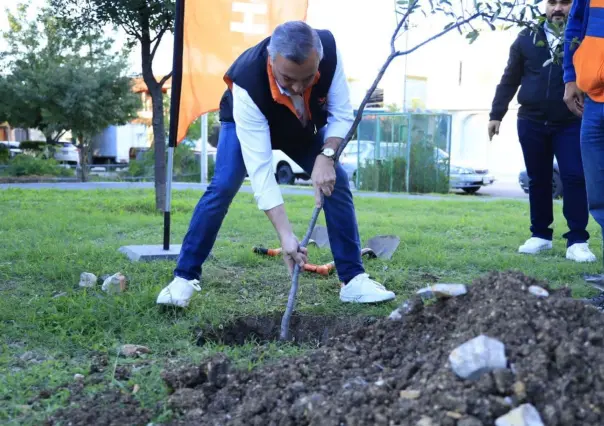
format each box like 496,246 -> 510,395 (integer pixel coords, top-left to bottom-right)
280,0 -> 543,338
50,0 -> 176,209
0,5 -> 139,180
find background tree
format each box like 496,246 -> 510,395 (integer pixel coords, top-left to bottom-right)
0,4 -> 139,181
50,0 -> 176,210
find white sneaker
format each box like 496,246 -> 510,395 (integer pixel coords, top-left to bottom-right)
156,277 -> 201,308
518,237 -> 552,254
566,243 -> 597,263
339,273 -> 396,303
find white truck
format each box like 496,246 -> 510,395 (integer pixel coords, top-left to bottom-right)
90,124 -> 149,164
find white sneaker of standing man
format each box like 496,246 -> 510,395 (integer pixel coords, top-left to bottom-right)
566,242 -> 597,263
518,237 -> 553,254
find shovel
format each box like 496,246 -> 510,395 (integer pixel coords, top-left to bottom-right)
361,235 -> 400,260
309,225 -> 330,249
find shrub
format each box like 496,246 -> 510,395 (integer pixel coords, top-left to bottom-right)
357,143 -> 449,194
6,155 -> 74,177
0,145 -> 9,164
122,144 -> 215,182
19,141 -> 48,152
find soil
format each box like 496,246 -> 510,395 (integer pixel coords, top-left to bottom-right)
47,271 -> 604,426
193,313 -> 379,346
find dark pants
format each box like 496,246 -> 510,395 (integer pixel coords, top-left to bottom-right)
581,98 -> 604,237
174,121 -> 365,283
517,118 -> 589,246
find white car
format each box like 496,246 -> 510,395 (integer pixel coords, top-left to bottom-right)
272,150 -> 309,184
47,142 -> 80,165
340,140 -> 495,194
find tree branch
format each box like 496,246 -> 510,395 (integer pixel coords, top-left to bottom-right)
391,1 -> 417,53
150,25 -> 169,62
159,71 -> 172,87
394,12 -> 482,58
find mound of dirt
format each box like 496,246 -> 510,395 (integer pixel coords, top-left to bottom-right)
160,271 -> 604,426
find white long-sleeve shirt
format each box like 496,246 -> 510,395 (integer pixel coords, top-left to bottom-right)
231,48 -> 354,211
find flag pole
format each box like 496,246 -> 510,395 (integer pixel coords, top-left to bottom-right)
164,0 -> 186,250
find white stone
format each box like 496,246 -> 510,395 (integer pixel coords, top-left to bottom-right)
74,373 -> 85,381
102,273 -> 127,293
449,335 -> 507,380
79,272 -> 97,288
495,404 -> 545,426
388,308 -> 403,321
528,286 -> 549,298
417,284 -> 468,300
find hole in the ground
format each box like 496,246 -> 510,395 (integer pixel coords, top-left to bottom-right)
194,313 -> 377,346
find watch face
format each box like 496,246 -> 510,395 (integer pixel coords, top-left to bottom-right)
323,148 -> 335,156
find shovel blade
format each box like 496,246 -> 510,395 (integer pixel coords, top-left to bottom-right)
364,235 -> 400,260
309,225 -> 330,249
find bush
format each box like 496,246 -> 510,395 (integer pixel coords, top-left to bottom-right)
122,144 -> 215,182
357,143 -> 449,194
0,145 -> 9,164
19,141 -> 48,152
6,155 -> 74,177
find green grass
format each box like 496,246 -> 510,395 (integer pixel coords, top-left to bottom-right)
0,188 -> 601,424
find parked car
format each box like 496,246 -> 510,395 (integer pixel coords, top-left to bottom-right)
0,141 -> 23,158
272,150 -> 310,184
47,141 -> 80,165
518,160 -> 562,199
339,140 -> 495,194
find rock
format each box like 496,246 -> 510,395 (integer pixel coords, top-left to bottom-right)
492,369 -> 515,394
79,272 -> 97,288
449,335 -> 507,380
73,373 -> 85,381
389,297 -> 424,320
513,381 -> 527,400
342,376 -> 368,389
446,411 -> 464,419
388,308 -> 403,321
495,404 -> 545,426
458,417 -> 484,426
416,416 -> 434,426
528,286 -> 549,298
417,284 -> 468,300
399,389 -> 421,400
119,344 -> 151,358
102,273 -> 127,293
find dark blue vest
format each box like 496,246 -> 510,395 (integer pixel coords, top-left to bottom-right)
219,30 -> 337,154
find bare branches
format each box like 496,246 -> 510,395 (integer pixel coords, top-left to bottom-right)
150,24 -> 169,62
159,71 -> 172,87
391,0 -> 418,53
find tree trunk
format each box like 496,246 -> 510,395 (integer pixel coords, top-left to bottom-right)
78,135 -> 89,182
148,84 -> 166,211
140,28 -> 167,211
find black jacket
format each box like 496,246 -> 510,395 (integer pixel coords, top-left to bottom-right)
219,30 -> 337,155
489,26 -> 579,125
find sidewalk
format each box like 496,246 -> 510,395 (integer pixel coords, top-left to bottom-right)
0,181 -> 529,203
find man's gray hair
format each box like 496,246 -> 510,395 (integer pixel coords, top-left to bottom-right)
267,21 -> 323,65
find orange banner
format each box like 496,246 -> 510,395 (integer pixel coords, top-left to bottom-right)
177,0 -> 309,143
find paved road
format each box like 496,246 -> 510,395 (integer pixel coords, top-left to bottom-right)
0,180 -> 530,202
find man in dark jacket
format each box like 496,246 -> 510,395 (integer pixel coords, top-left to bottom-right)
488,0 -> 596,263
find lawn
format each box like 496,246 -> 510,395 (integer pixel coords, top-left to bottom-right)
0,188 -> 601,424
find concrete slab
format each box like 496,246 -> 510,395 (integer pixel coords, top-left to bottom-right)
119,244 -> 182,262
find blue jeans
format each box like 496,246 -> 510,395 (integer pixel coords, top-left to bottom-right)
174,121 -> 365,283
517,118 -> 590,246
581,97 -> 604,234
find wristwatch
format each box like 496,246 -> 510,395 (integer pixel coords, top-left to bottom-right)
320,147 -> 336,161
